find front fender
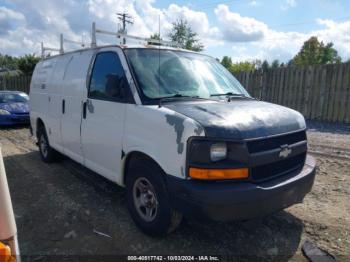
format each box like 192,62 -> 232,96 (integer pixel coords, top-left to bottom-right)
121,104 -> 204,185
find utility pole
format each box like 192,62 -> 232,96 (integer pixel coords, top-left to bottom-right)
117,12 -> 133,44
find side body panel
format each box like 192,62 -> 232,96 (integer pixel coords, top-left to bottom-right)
29,59 -> 54,136
46,55 -> 72,152
61,50 -> 94,163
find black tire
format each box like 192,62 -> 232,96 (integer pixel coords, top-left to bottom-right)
37,125 -> 59,163
126,159 -> 183,237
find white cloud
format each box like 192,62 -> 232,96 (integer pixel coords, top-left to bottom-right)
0,6 -> 25,22
249,1 -> 259,7
0,6 -> 25,34
0,0 -> 221,55
311,19 -> 350,59
215,4 -> 268,42
282,0 -> 297,10
215,4 -> 350,62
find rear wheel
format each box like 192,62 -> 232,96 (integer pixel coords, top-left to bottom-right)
37,126 -> 59,163
126,158 -> 183,237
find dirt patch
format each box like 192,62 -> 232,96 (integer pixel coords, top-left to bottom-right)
0,124 -> 349,261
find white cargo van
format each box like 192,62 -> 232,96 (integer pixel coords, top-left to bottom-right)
30,44 -> 316,236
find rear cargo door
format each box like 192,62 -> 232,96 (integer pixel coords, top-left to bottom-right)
61,51 -> 93,163
46,56 -> 70,152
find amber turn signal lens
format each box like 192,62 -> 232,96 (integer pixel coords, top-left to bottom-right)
0,242 -> 12,262
189,167 -> 249,180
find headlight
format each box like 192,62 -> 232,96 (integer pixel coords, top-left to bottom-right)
210,142 -> 227,161
0,109 -> 10,115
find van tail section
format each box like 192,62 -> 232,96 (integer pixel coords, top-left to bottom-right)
0,148 -> 20,262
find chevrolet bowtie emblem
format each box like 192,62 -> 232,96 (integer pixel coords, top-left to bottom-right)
279,145 -> 292,158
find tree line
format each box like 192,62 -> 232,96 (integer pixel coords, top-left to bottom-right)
220,36 -> 347,73
1,19 -> 349,75
0,54 -> 40,75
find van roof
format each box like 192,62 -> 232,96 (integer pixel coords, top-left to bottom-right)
41,44 -> 196,61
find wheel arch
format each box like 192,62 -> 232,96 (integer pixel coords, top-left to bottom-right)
122,150 -> 167,187
36,117 -> 45,137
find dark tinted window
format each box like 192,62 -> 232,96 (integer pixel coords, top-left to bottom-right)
89,52 -> 128,101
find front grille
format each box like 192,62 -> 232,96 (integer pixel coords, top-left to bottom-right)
251,153 -> 306,182
247,131 -> 306,154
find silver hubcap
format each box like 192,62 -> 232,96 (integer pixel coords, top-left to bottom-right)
40,134 -> 48,158
133,177 -> 158,222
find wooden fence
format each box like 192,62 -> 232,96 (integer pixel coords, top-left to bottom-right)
0,75 -> 31,94
234,62 -> 350,124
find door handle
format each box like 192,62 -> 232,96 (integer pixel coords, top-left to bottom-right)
62,99 -> 65,114
83,101 -> 87,119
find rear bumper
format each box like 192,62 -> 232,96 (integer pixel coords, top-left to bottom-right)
166,155 -> 316,222
0,114 -> 30,125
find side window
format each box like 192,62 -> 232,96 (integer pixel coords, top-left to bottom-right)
89,52 -> 128,101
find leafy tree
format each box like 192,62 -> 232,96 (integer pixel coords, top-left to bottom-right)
221,56 -> 232,69
293,36 -> 341,65
220,57 -> 261,73
148,33 -> 162,45
287,59 -> 294,67
321,42 -> 341,64
0,54 -> 18,71
150,33 -> 161,40
261,60 -> 270,71
230,61 -> 256,73
271,59 -> 280,69
17,54 -> 40,74
168,19 -> 204,52
252,59 -> 262,70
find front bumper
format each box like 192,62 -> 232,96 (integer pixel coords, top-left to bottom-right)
166,155 -> 316,222
0,114 -> 30,125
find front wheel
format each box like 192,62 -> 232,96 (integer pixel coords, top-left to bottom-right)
37,127 -> 59,163
126,159 -> 182,237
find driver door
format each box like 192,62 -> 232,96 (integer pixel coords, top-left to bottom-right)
81,49 -> 130,182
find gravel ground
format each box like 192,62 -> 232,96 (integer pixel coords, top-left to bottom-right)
0,123 -> 349,261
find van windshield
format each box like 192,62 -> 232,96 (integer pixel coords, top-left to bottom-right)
124,49 -> 250,101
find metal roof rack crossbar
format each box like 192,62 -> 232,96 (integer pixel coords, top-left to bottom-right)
41,34 -> 85,58
91,22 -> 180,48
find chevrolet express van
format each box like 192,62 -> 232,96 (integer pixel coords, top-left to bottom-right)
30,45 -> 316,236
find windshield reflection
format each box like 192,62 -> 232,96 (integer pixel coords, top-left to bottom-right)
125,49 -> 250,101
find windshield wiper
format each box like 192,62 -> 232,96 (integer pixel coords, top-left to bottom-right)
158,94 -> 207,107
210,92 -> 254,101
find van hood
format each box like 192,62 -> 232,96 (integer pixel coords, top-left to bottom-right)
164,99 -> 306,140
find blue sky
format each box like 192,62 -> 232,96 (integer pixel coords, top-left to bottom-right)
1,0 -> 349,62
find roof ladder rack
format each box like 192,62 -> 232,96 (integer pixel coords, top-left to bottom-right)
41,34 -> 85,58
90,22 -> 180,48
41,22 -> 180,59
